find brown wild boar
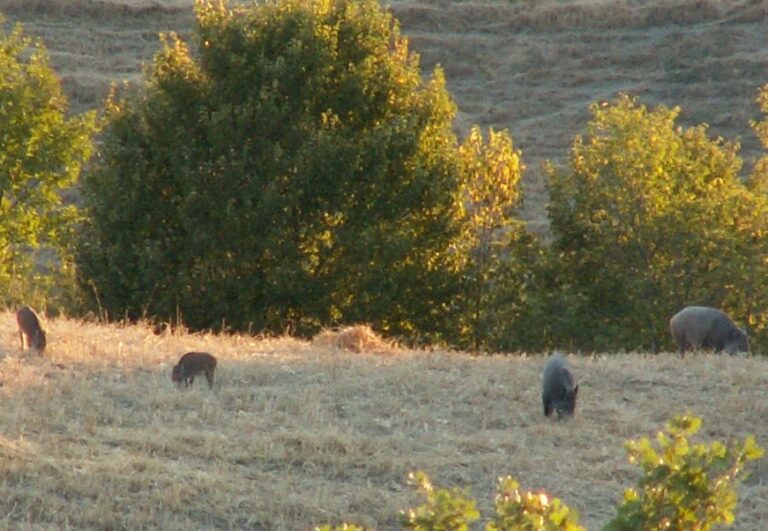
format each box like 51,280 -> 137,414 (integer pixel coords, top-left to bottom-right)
669,306 -> 749,357
16,306 -> 46,353
542,353 -> 578,419
171,352 -> 217,388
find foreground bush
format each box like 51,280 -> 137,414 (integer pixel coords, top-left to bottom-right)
401,470 -> 481,530
605,415 -> 763,530
400,471 -> 583,531
317,415 -> 761,530
486,476 -> 584,531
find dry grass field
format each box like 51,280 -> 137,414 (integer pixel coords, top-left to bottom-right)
1,0 -> 767,233
0,311 -> 765,529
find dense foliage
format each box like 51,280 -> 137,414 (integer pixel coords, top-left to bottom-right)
605,415 -> 763,530
402,470 -> 480,530
5,0 -> 764,352
0,16 -> 97,309
456,126 -> 524,350
318,416 -> 761,530
78,0 -> 473,339
530,95 -> 768,352
400,471 -> 585,530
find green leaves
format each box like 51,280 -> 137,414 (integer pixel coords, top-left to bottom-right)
605,414 -> 764,531
0,16 -> 97,308
487,476 -> 585,531
79,0 -> 466,339
402,471 -> 480,531
545,95 -> 762,351
456,126 -> 526,350
401,471 -> 584,531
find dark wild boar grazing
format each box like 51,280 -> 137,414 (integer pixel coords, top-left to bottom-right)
542,353 -> 578,420
171,351 -> 217,388
16,305 -> 46,353
669,306 -> 749,357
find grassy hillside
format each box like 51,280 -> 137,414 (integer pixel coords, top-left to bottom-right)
1,0 -> 766,233
0,4 -> 765,525
0,312 -> 765,528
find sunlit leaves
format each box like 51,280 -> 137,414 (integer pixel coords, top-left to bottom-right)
546,95 -> 762,351
401,471 -> 584,531
402,471 -> 480,531
605,414 -> 763,531
487,476 -> 585,531
459,126 -> 522,245
79,0 -> 466,339
0,16 -> 97,306
456,126 -> 526,350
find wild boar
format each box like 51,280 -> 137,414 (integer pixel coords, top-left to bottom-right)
669,306 -> 749,357
542,353 -> 579,419
16,306 -> 46,354
171,351 -> 217,388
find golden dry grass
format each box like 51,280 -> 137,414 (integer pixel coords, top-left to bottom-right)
312,325 -> 397,355
2,0 -> 767,235
0,310 -> 765,529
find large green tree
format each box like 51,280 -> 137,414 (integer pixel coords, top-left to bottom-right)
545,95 -> 763,351
0,16 -> 97,308
78,0 -> 467,339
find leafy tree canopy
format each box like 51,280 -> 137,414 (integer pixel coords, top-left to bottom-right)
78,0 -> 467,340
545,95 -> 762,351
0,15 -> 97,308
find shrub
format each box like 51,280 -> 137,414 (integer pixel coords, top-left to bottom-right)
401,470 -> 480,530
605,414 -> 763,530
317,415 -> 761,530
401,471 -> 583,531
487,476 -> 585,531
455,126 -> 527,351
0,14 -> 97,309
545,95 -> 765,351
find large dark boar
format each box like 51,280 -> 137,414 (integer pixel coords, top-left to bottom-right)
669,306 -> 749,357
171,352 -> 217,388
16,306 -> 46,354
542,353 -> 579,419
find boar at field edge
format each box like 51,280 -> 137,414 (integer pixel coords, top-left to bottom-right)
669,306 -> 748,357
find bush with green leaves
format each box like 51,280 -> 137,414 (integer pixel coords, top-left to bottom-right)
0,15 -> 97,309
605,414 -> 763,530
78,0 -> 471,339
401,470 -> 583,531
456,126 -> 526,351
317,415 -> 760,530
401,470 -> 480,530
544,95 -> 766,352
486,476 -> 584,531
739,83 -> 768,346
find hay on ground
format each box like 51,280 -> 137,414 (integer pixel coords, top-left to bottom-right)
312,325 -> 396,354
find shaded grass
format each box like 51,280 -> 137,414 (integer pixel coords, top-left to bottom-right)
0,311 -> 765,528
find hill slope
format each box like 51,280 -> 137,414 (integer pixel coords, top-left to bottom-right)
0,312 -> 766,528
1,0 -> 766,233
